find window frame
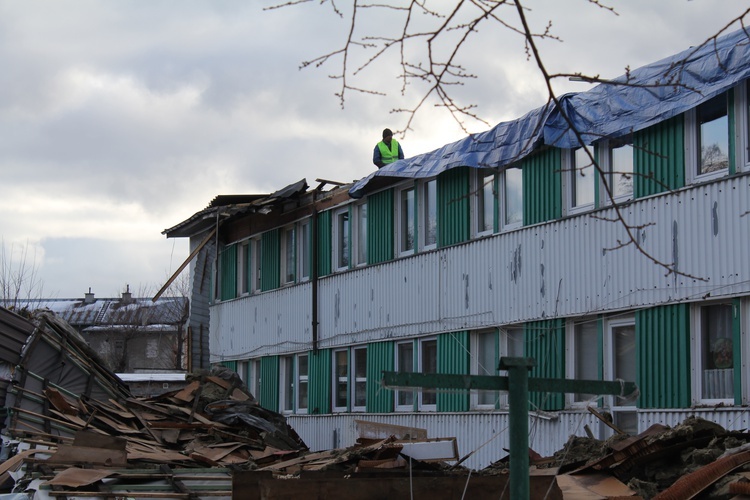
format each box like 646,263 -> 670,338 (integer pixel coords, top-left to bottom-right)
598,137 -> 634,206
353,201 -> 368,267
602,315 -> 637,435
332,348 -> 349,412
417,337 -> 438,411
298,219 -> 311,282
249,359 -> 261,401
296,353 -> 309,414
280,355 -> 295,414
237,240 -> 250,296
395,340 -> 415,411
280,225 -> 296,285
474,170 -> 496,238
351,346 -> 368,412
250,237 -> 262,293
563,146 -> 596,215
691,301 -> 736,405
396,184 -> 416,257
419,179 -> 438,251
735,81 -> 750,172
332,206 -> 351,272
685,91 -> 731,183
565,319 -> 600,407
471,329 -> 498,410
499,165 -> 523,231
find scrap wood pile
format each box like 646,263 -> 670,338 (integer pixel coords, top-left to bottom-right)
482,415 -> 750,499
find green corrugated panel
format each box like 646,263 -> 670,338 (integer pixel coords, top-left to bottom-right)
733,299 -> 742,405
437,331 -> 470,412
259,356 -> 279,411
219,244 -> 237,301
522,149 -> 562,225
367,189 -> 394,264
260,229 -> 280,291
317,210 -> 332,277
366,341 -> 394,413
525,319 -> 565,411
244,242 -> 251,290
308,349 -> 331,415
633,115 -> 685,197
437,167 -> 470,247
222,360 -> 237,372
636,304 -> 690,409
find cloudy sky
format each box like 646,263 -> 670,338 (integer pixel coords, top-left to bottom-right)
1,1 -> 747,299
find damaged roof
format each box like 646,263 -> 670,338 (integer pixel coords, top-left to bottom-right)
349,27 -> 750,198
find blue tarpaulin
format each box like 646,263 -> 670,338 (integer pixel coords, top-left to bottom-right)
350,28 -> 750,198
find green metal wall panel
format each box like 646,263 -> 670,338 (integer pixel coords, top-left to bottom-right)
259,356 -> 279,411
317,210 -> 332,277
308,349 -> 331,415
525,319 -> 565,411
523,149 -> 562,225
260,229 -> 280,291
636,304 -> 690,409
366,341 -> 394,413
367,189 -> 394,264
633,115 -> 685,197
437,331 -> 470,412
219,244 -> 237,301
221,360 -> 238,372
437,167 -> 470,247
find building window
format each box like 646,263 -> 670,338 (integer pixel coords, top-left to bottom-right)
418,338 -> 438,410
500,166 -> 523,229
692,303 -> 734,403
333,208 -> 350,271
475,171 -> 495,237
565,147 -> 595,214
600,137 -> 633,204
281,226 -> 296,285
395,341 -> 414,410
297,354 -> 309,414
352,347 -> 367,411
333,349 -> 349,412
249,359 -> 261,400
471,329 -> 498,409
398,186 -> 416,256
280,355 -> 295,413
603,316 -> 637,435
238,241 -> 249,295
566,319 -> 599,406
687,92 -> 730,181
298,219 -> 311,281
420,179 -> 437,250
353,202 -> 367,267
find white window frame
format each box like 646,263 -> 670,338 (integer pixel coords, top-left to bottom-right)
685,91 -> 730,184
734,81 -> 750,173
237,360 -> 249,385
395,340 -> 415,411
280,355 -> 295,414
565,319 -> 600,408
332,348 -> 349,412
280,225 -> 296,285
351,346 -> 368,412
353,201 -> 368,267
296,354 -> 309,414
419,179 -> 438,251
397,184 -> 416,257
237,240 -> 249,296
602,315 -> 637,435
332,207 -> 350,272
499,165 -> 523,231
598,138 -> 634,206
249,359 -> 261,401
471,329 -> 498,410
474,170 -> 496,238
298,219 -> 311,282
563,146 -> 596,215
691,301 -> 736,405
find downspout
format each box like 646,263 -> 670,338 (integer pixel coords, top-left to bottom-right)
311,208 -> 319,353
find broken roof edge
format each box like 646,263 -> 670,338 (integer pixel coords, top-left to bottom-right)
351,28 -> 750,198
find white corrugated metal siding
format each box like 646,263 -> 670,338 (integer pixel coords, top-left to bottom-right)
212,175 -> 750,359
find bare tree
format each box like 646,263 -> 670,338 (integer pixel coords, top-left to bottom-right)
267,0 -> 750,279
0,239 -> 45,314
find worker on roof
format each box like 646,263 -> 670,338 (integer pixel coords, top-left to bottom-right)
373,128 -> 404,168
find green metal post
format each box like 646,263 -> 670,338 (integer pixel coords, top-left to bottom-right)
500,357 -> 535,500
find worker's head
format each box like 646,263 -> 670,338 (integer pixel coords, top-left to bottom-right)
382,128 -> 393,144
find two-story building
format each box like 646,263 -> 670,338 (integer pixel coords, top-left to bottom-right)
164,28 -> 750,469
